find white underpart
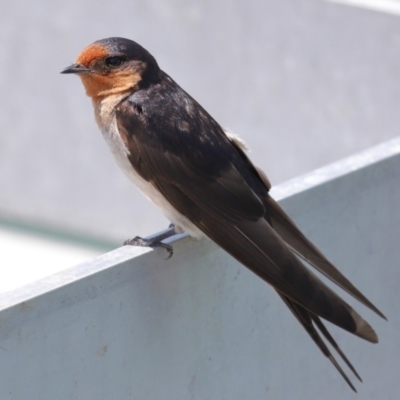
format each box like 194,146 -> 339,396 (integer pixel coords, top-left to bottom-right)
94,96 -> 205,238
94,97 -> 252,239
224,128 -> 250,152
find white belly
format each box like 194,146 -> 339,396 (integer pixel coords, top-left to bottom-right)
96,103 -> 204,239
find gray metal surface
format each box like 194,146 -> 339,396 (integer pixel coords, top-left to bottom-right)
0,138 -> 398,399
1,0 -> 400,242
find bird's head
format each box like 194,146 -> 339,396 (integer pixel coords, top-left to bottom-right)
61,37 -> 160,99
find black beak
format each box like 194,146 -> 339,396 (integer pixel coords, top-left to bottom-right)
61,63 -> 92,74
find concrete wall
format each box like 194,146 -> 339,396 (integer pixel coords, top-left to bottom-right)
0,137 -> 398,399
1,0 -> 400,243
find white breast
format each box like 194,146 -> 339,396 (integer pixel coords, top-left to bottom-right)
94,97 -> 205,239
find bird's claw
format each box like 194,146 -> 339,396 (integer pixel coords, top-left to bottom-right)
124,236 -> 174,259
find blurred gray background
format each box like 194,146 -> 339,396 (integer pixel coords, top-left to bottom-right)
1,0 -> 400,245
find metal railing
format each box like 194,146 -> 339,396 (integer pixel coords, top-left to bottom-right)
0,137 -> 398,399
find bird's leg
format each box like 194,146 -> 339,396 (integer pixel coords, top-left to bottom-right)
124,224 -> 178,259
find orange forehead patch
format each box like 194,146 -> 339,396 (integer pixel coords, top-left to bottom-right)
75,44 -> 109,67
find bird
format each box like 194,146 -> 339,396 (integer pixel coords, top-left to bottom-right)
62,37 -> 385,392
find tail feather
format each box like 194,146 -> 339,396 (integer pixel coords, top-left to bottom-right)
266,195 -> 386,320
180,171 -> 383,391
311,314 -> 362,381
278,292 -> 360,392
202,216 -> 378,342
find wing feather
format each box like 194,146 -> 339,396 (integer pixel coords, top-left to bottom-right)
115,76 -> 383,388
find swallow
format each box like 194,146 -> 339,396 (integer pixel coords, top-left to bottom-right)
62,37 -> 385,391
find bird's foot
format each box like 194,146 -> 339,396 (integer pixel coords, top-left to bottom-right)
124,236 -> 174,259
124,225 -> 178,259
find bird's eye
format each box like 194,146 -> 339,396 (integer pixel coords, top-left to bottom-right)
105,56 -> 125,67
